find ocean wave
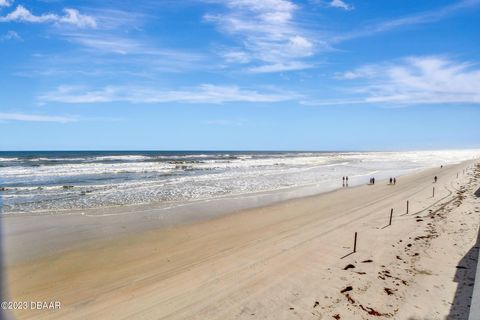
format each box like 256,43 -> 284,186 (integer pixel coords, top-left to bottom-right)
2,149 -> 480,213
92,155 -> 152,161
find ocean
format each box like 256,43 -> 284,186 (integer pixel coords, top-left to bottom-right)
0,150 -> 478,214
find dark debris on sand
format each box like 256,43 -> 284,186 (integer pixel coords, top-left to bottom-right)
340,286 -> 353,294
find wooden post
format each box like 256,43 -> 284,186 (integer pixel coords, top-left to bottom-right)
433,187 -> 435,198
353,232 -> 357,253
389,208 -> 393,226
406,200 -> 409,214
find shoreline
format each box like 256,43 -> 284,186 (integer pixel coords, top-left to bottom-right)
4,149 -> 478,217
2,160 -> 428,217
2,160 -> 479,319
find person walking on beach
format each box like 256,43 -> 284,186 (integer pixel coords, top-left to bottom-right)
434,176 -> 438,183
346,176 -> 349,187
393,177 -> 396,185
372,177 -> 375,185
342,176 -> 345,187
389,177 -> 392,184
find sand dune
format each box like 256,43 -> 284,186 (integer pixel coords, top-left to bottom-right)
3,160 -> 479,319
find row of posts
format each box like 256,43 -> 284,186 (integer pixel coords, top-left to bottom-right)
349,168 -> 463,254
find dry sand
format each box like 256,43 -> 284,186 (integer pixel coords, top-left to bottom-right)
2,160 -> 479,319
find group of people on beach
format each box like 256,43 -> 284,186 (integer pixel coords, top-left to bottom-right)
342,176 -> 399,187
342,176 -> 349,187
343,173 -> 439,187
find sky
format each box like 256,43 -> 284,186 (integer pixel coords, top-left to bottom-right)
0,0 -> 479,151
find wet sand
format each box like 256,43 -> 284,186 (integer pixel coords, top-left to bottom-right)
2,160 -> 479,319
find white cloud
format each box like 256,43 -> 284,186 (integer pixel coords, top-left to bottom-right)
62,33 -> 201,61
334,65 -> 377,80
56,33 -> 206,73
204,0 -> 315,72
222,50 -> 251,64
0,0 -> 12,8
333,0 -> 480,42
249,61 -> 312,73
83,8 -> 144,31
0,5 -> 57,23
18,32 -> 208,79
0,30 -> 21,41
311,56 -> 480,106
64,33 -> 145,55
59,9 -> 97,28
329,0 -> 354,11
0,112 -> 77,123
0,5 -> 96,28
39,84 -> 298,104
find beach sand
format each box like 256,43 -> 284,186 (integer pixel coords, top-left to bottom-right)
2,160 -> 479,319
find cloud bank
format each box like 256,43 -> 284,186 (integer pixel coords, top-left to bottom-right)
311,56 -> 480,106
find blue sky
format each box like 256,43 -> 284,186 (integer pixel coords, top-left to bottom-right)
0,0 -> 479,150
